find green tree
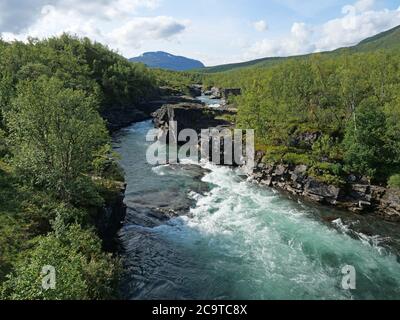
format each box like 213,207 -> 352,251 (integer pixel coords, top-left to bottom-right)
5,76 -> 108,201
343,97 -> 390,180
1,224 -> 121,300
388,174 -> 400,189
384,91 -> 400,172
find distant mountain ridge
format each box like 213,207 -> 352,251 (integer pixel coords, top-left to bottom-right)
130,51 -> 205,71
197,24 -> 400,73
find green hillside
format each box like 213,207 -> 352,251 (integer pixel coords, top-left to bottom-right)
348,24 -> 400,51
198,24 -> 400,73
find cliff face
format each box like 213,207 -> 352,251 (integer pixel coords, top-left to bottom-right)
104,96 -> 202,133
95,181 -> 127,252
252,161 -> 400,222
152,103 -> 236,134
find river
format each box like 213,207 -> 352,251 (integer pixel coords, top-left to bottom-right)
113,99 -> 400,300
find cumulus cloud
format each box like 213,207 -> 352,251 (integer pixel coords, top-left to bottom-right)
253,20 -> 268,32
0,0 -> 160,33
317,2 -> 400,51
2,5 -> 103,41
245,22 -> 315,59
0,0 -> 187,55
342,0 -> 375,15
0,0 -> 48,33
107,16 -> 188,49
245,0 -> 400,60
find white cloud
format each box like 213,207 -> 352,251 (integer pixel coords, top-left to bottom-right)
107,16 -> 188,49
3,5 -> 104,41
1,0 -> 187,56
291,22 -> 312,41
245,0 -> 400,60
253,20 -> 268,32
342,0 -> 375,15
1,0 -> 400,65
317,4 -> 400,51
245,22 -> 314,59
0,0 -> 161,33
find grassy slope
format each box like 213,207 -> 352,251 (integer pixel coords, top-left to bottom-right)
197,24 -> 400,74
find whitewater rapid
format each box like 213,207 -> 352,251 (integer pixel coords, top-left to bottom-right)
115,121 -> 400,300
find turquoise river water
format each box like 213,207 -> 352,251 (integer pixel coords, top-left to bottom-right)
113,110 -> 400,300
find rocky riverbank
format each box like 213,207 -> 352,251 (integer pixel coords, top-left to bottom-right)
104,87 -> 203,133
148,91 -> 400,223
251,158 -> 400,222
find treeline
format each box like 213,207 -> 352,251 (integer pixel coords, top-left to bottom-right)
0,34 -> 158,299
152,68 -> 203,94
204,51 -> 400,187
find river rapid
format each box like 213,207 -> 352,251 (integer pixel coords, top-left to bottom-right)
113,99 -> 400,300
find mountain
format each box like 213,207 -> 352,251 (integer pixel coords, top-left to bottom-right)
130,51 -> 205,71
198,24 -> 400,73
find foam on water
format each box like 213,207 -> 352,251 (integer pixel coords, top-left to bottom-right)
116,121 -> 400,300
151,163 -> 400,299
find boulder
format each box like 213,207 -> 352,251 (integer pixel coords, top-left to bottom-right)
289,131 -> 322,149
349,184 -> 372,203
274,165 -> 288,177
294,165 -> 308,174
291,165 -> 308,184
208,87 -> 222,99
187,85 -> 202,98
304,178 -> 341,204
222,88 -> 242,99
103,107 -> 149,133
378,189 -> 400,221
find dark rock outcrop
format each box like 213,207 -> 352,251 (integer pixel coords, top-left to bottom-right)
102,107 -> 150,133
376,189 -> 400,221
187,84 -> 203,98
95,182 -> 127,252
203,87 -> 222,99
222,88 -> 242,99
252,160 -> 400,222
203,87 -> 242,100
104,95 -> 202,133
152,103 -> 241,165
289,131 -> 322,149
152,103 -> 235,134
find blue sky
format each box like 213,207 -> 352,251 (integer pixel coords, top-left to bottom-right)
1,0 -> 400,65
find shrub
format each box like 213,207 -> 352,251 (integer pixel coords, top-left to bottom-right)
261,145 -> 290,164
312,162 -> 343,176
51,204 -> 89,236
283,152 -> 313,166
388,174 -> 400,189
0,129 -> 6,156
92,144 -> 124,182
308,171 -> 345,187
5,76 -> 109,202
1,225 -> 121,300
343,97 -> 391,181
312,134 -> 343,161
308,162 -> 345,186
